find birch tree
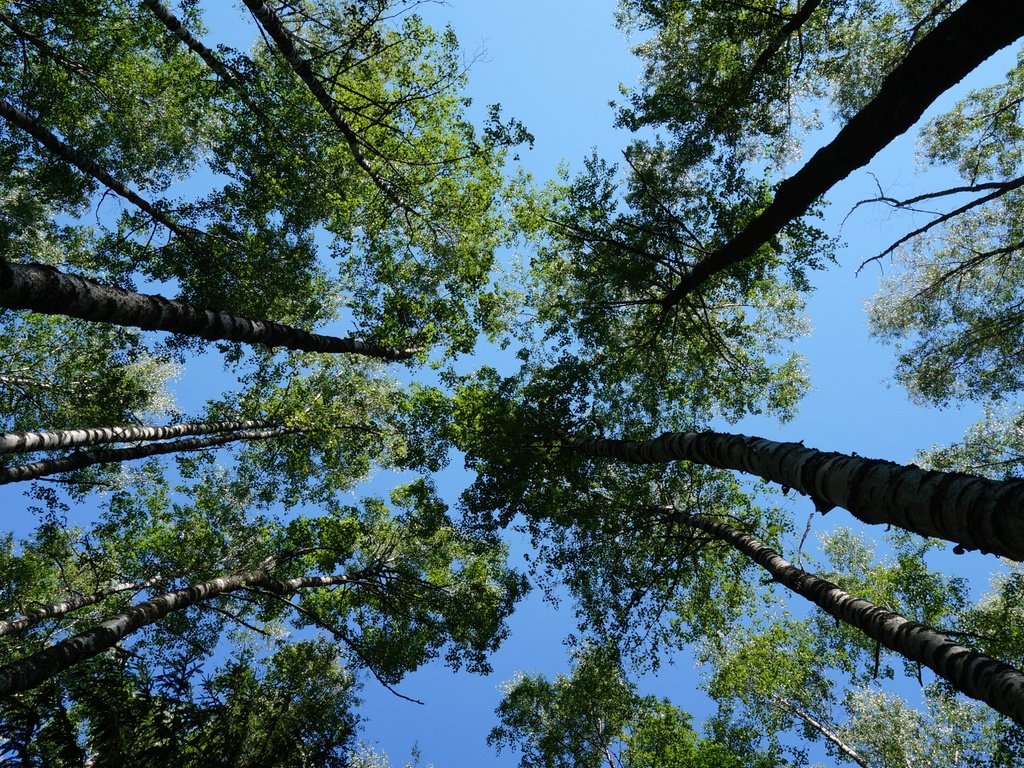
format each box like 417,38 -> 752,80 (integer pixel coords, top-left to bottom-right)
0,472 -> 525,758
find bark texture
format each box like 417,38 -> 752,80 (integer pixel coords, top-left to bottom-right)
661,0 -> 1024,309
0,569 -> 359,697
566,431 -> 1024,560
0,419 -> 277,454
0,426 -> 303,485
0,261 -> 416,360
0,576 -> 162,637
685,513 -> 1024,726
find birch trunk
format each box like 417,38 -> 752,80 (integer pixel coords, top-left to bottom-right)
0,576 -> 162,636
0,569 -> 359,697
683,513 -> 1024,726
0,419 -> 277,454
773,696 -> 875,768
0,99 -> 194,240
0,261 -> 417,360
566,431 -> 1024,561
660,0 -> 1024,309
0,426 -> 303,485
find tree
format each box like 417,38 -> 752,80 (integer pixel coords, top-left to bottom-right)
0,471 -> 526,759
489,645 -> 767,767
7,0 -> 1024,763
564,429 -> 1024,560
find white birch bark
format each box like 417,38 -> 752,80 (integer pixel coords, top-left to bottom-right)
0,426 -> 303,485
684,513 -> 1024,727
0,576 -> 162,636
773,696 -> 875,768
0,419 -> 277,454
567,431 -> 1024,560
0,99 -> 194,239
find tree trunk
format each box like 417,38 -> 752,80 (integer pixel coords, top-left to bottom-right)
142,0 -> 302,156
772,696 -> 875,768
565,431 -> 1024,561
660,0 -> 1024,310
0,261 -> 417,360
682,513 -> 1024,726
0,418 -> 277,454
0,576 -> 162,637
0,99 -> 194,240
747,0 -> 824,84
142,0 -> 241,88
0,568 -> 359,697
240,0 -> 407,211
0,426 -> 303,485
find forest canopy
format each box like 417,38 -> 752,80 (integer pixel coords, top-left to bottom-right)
1,0 -> 1024,766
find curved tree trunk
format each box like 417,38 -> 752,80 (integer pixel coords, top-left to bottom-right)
0,426 -> 303,485
0,576 -> 162,637
683,513 -> 1024,726
565,431 -> 1024,561
0,261 -> 417,360
0,568 -> 360,697
661,0 -> 1024,310
0,418 -> 277,454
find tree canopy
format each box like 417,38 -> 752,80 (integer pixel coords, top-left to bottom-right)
1,0 -> 1024,765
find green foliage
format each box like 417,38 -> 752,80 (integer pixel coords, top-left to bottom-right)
616,0 -> 959,166
703,528 -> 1024,766
0,642 -> 359,767
489,645 -> 764,768
0,313 -> 178,434
916,403 -> 1024,478
868,53 -> 1024,407
0,470 -> 526,759
4,0 -> 1024,764
519,144 -> 819,433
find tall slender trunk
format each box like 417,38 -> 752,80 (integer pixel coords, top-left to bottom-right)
240,0 -> 407,212
0,419 -> 277,454
0,568 -> 359,697
0,426 -> 303,485
565,431 -> 1024,561
141,0 -> 241,88
0,576 -> 162,637
772,696 -> 875,768
141,0 -> 306,159
660,0 -> 1024,310
0,261 -> 417,360
682,513 -> 1024,726
0,99 -> 194,240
